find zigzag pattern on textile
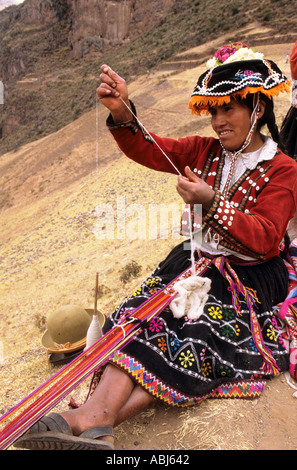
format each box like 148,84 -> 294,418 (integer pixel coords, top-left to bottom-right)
210,380 -> 266,399
111,351 -> 266,406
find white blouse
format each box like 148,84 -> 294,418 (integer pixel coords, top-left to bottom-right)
193,136 -> 278,260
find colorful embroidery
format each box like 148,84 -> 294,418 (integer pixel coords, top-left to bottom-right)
216,364 -> 232,378
110,351 -> 267,406
178,350 -> 195,368
158,337 -> 167,352
208,305 -> 223,320
211,380 -> 266,399
169,337 -> 180,352
149,318 -> 164,333
266,325 -> 277,342
202,361 -> 212,377
220,324 -> 235,338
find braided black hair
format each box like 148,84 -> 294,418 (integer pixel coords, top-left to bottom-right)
243,93 -> 281,145
241,94 -> 291,249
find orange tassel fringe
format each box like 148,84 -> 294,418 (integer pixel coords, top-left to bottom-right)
188,82 -> 291,116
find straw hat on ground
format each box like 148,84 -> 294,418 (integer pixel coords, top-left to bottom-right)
41,305 -> 105,364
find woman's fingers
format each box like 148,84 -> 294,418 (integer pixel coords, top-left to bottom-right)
97,82 -> 119,99
97,64 -> 129,105
176,169 -> 215,208
100,65 -> 118,88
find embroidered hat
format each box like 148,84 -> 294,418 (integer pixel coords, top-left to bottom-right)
189,43 -> 291,115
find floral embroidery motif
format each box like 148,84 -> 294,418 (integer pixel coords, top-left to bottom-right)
169,337 -> 180,352
266,325 -> 277,342
158,337 -> 167,352
200,348 -> 206,362
220,325 -> 235,338
202,360 -> 212,377
208,305 -> 223,320
146,277 -> 161,288
149,318 -> 164,333
249,338 -> 258,352
217,364 -> 232,378
179,350 -> 195,368
222,307 -> 236,321
132,287 -> 142,297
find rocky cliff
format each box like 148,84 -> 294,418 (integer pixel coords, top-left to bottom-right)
0,0 -> 176,83
0,0 -> 176,149
68,0 -> 175,59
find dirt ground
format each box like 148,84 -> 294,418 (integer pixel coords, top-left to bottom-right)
1,27 -> 297,451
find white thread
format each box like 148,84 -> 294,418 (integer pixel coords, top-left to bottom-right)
119,97 -> 182,176
117,318 -> 138,338
119,96 -> 196,274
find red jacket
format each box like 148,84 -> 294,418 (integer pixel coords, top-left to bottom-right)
108,118 -> 297,261
290,40 -> 297,80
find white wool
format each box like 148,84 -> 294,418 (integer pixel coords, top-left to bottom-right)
170,276 -> 211,320
85,314 -> 103,350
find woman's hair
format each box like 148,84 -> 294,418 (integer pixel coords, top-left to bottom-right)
241,93 -> 281,146
241,93 -> 291,251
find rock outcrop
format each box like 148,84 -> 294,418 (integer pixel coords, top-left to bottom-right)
67,0 -> 175,58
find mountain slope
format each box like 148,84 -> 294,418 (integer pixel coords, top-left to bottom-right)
0,0 -> 296,154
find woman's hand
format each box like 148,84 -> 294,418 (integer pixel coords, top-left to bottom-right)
177,166 -> 215,210
97,65 -> 132,123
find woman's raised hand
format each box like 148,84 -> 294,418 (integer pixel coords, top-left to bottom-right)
97,65 -> 132,123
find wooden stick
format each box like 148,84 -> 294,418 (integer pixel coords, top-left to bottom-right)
94,272 -> 99,316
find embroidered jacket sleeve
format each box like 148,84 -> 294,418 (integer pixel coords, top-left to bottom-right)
204,154 -> 297,259
106,108 -> 216,176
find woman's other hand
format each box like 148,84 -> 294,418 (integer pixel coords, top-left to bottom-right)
177,166 -> 215,211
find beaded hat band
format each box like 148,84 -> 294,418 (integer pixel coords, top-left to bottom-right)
189,44 -> 291,115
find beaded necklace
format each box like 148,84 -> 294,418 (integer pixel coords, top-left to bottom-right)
220,92 -> 260,199
205,93 -> 261,244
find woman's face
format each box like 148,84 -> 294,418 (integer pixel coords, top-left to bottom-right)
209,99 -> 259,152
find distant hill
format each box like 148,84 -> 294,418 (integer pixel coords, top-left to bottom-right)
0,0 -> 296,155
0,0 -> 23,12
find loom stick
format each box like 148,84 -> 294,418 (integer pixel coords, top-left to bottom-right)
94,272 -> 99,315
0,257 -> 209,450
0,288 -> 174,450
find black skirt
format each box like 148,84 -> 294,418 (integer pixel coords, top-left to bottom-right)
102,241 -> 289,406
280,106 -> 297,161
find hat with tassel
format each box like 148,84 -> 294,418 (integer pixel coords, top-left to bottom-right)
189,42 -> 291,115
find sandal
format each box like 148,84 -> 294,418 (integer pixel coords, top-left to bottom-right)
13,412 -> 114,450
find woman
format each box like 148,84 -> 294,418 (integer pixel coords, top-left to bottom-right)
280,40 -> 297,161
280,40 -> 297,239
15,43 -> 297,450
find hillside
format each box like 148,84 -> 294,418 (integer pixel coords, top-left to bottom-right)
0,23 -> 297,450
0,0 -> 296,156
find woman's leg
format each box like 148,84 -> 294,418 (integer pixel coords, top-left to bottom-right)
60,364 -> 154,438
114,384 -> 155,427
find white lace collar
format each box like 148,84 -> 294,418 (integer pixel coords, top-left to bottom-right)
238,135 -> 278,170
220,135 -> 278,191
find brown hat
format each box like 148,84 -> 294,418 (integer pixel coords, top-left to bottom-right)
41,305 -> 105,354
